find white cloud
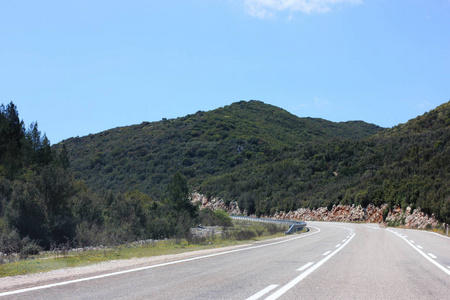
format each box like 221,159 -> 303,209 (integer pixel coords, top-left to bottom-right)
244,0 -> 362,18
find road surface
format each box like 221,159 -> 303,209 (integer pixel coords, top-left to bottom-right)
1,222 -> 449,299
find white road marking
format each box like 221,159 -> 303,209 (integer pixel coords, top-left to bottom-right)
387,229 -> 450,276
265,231 -> 356,300
417,245 -> 423,249
323,251 -> 331,256
364,226 -> 379,230
447,266 -> 450,269
342,239 -> 347,243
428,253 -> 437,259
422,231 -> 450,240
410,240 -> 414,243
297,262 -> 314,271
246,284 -> 279,300
0,229 -> 322,298
335,244 -> 341,248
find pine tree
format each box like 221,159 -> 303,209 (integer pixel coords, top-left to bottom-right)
0,102 -> 25,179
167,172 -> 196,218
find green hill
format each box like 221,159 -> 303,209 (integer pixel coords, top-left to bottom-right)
56,100 -> 383,197
56,100 -> 449,224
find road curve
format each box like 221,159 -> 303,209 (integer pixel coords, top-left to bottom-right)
1,222 -> 449,299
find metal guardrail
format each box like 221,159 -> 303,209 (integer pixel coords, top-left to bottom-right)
230,215 -> 307,234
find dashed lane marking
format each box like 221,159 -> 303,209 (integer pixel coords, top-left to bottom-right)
265,231 -> 356,300
387,229 -> 450,276
323,251 -> 331,256
246,284 -> 279,300
297,262 -> 314,271
428,253 -> 437,259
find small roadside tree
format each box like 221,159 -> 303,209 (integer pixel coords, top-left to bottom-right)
166,172 -> 197,237
167,172 -> 196,218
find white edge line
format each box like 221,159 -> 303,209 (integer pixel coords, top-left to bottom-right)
387,229 -> 450,276
422,231 -> 450,240
265,232 -> 355,300
297,262 -> 314,271
246,284 -> 279,300
0,228 -> 321,297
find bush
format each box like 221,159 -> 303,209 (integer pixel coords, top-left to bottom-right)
0,227 -> 21,255
266,223 -> 282,235
234,230 -> 256,241
213,210 -> 233,227
198,209 -> 233,227
75,222 -> 108,247
19,237 -> 42,259
0,225 -> 42,261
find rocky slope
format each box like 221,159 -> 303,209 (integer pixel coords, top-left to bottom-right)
192,193 -> 440,229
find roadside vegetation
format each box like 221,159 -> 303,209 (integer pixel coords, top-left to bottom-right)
0,101 -> 233,258
0,219 -> 289,277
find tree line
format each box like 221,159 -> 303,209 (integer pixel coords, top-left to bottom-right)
0,102 -> 226,257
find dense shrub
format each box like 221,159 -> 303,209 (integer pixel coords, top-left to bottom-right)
234,230 -> 256,241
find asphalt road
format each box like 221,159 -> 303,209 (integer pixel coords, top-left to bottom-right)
2,222 -> 449,299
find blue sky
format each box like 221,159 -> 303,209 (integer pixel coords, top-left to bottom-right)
1,0 -> 449,143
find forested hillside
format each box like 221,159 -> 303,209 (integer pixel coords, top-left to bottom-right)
199,102 -> 450,223
58,100 -> 449,225
57,100 -> 382,197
